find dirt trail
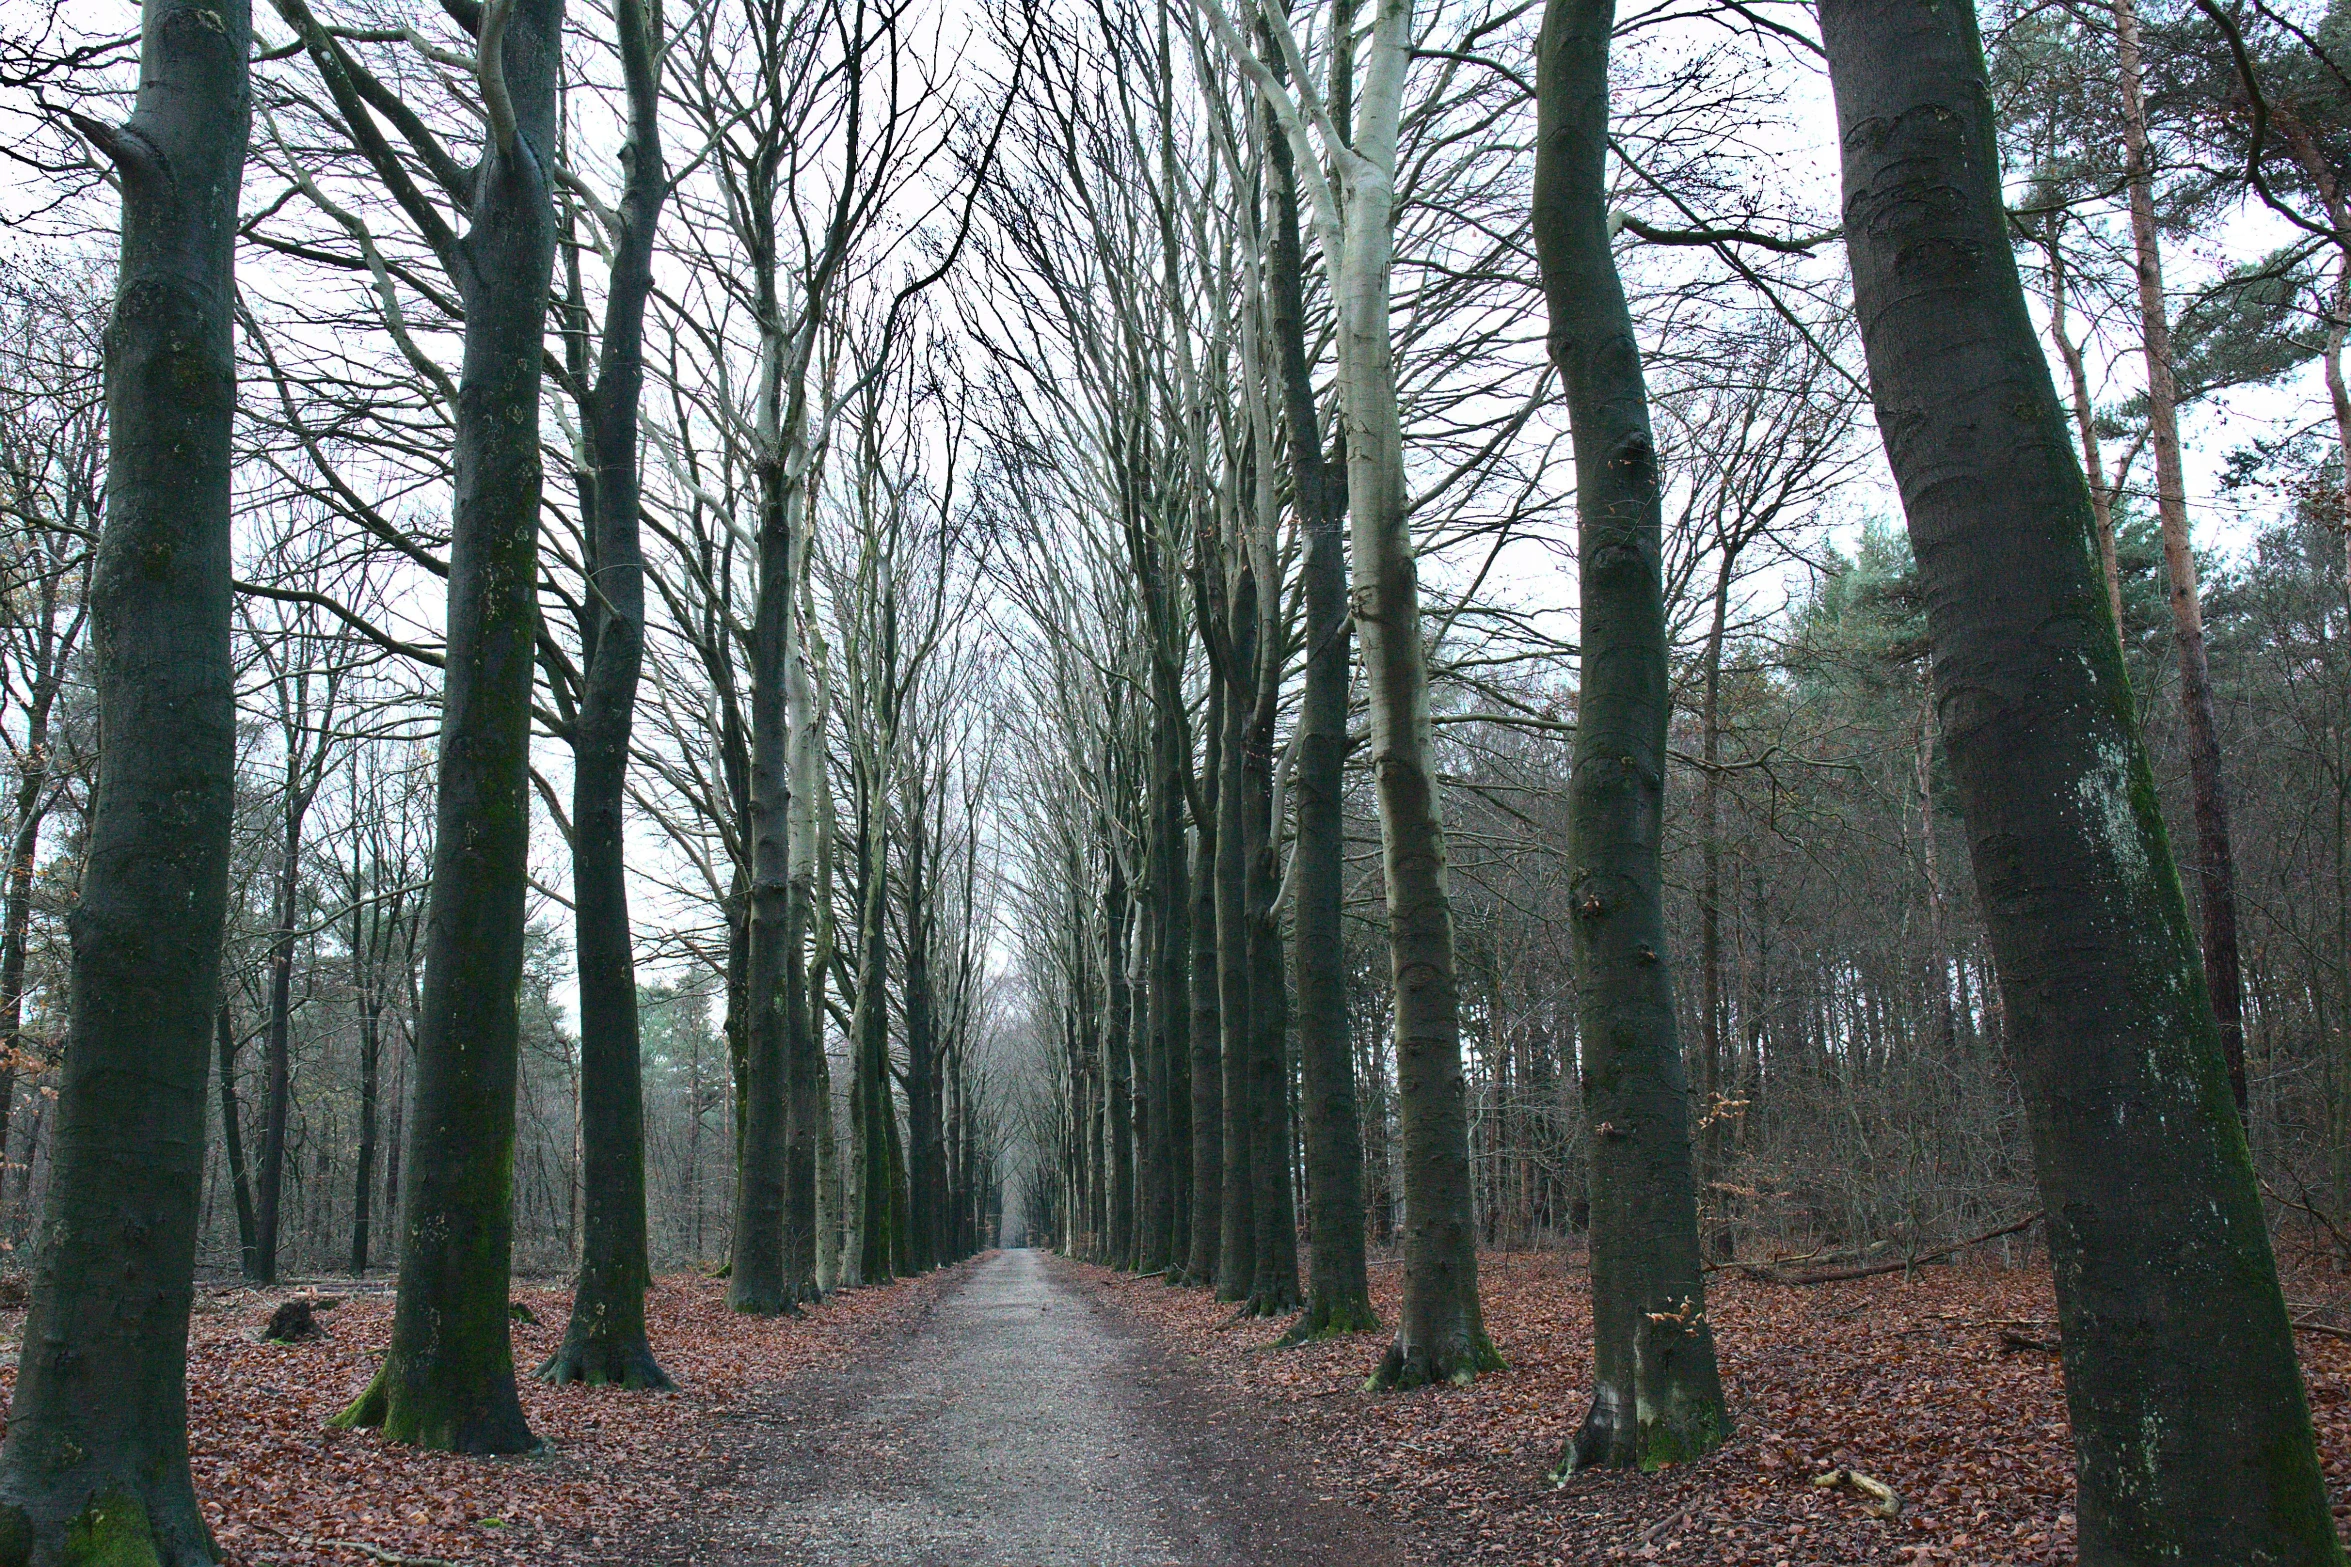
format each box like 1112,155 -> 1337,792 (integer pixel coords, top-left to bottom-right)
707,1248 -> 1416,1566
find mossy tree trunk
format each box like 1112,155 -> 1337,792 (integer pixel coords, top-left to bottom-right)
333,0 -> 562,1456
0,2 -> 247,1556
542,0 -> 672,1389
1533,0 -> 1727,1473
1821,4 -> 2341,1559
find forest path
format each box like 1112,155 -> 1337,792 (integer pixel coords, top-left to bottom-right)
717,1248 -> 1414,1567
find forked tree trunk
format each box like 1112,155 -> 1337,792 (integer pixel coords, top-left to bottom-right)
1267,75 -> 1374,1342
1533,0 -> 1727,1472
1821,4 -> 2341,1559
0,0 -> 247,1554
543,0 -> 671,1387
334,0 -> 563,1455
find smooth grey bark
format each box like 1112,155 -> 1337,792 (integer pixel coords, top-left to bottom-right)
1820,4 -> 2340,1560
0,0 -> 247,1556
541,0 -> 671,1389
1534,0 -> 1727,1473
1266,56 -> 1373,1343
334,0 -> 563,1455
1193,0 -> 1494,1387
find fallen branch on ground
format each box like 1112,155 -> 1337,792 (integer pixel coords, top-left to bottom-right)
1812,1467 -> 1902,1519
1734,1214 -> 2042,1286
321,1539 -> 461,1567
1637,1500 -> 1699,1545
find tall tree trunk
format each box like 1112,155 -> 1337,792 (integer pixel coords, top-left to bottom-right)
1696,554 -> 1731,1258
1240,572 -> 1300,1316
2115,0 -> 2249,1117
1105,853 -> 1136,1269
217,1006 -> 260,1281
543,0 -> 670,1387
728,414 -> 800,1310
1151,679 -> 1192,1281
1135,872 -> 1168,1275
0,0 -> 247,1552
1334,0 -> 1497,1392
254,776 -> 313,1284
1215,583 -> 1256,1302
785,598 -> 831,1292
1535,0 -> 1727,1468
904,822 -> 940,1273
1142,684 -> 1188,1277
848,791 -> 894,1286
1267,69 -> 1373,1340
1821,4 -> 2340,1559
333,0 -> 562,1454
352,989 -> 380,1277
0,681 -> 60,1240
2042,223 -> 2128,635
1186,681 -> 1224,1288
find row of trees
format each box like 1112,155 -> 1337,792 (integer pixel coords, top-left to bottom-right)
2,0 -> 2351,1563
986,0 -> 2351,1561
0,0 -> 1024,1557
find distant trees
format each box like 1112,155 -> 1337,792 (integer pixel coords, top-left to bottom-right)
10,0 -> 2351,1553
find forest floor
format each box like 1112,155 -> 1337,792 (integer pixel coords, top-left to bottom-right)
0,1262 -> 968,1566
5,1248 -> 2350,1564
1077,1248 -> 2351,1565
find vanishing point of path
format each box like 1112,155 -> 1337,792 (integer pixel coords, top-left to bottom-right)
709,1248 -> 1418,1567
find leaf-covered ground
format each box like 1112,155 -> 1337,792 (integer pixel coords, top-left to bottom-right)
0,1265 -> 962,1567
1072,1252 -> 2351,1565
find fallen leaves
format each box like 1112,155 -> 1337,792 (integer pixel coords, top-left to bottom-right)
0,1266 -> 959,1567
1078,1252 -> 2351,1565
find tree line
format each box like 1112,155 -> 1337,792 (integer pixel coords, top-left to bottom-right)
0,0 -> 2348,1564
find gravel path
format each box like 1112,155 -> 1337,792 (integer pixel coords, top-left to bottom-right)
710,1248 -> 1415,1567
